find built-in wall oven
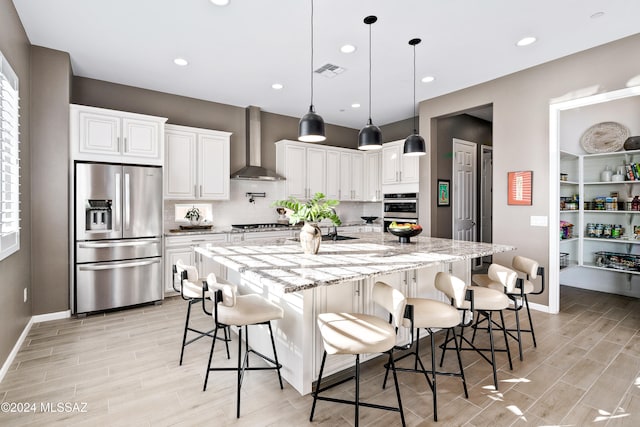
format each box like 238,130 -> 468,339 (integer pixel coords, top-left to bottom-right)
383,193 -> 418,231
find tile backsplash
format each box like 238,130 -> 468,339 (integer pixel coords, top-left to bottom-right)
164,180 -> 382,231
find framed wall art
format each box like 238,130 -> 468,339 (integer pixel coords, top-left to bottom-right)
508,170 -> 533,205
437,179 -> 450,207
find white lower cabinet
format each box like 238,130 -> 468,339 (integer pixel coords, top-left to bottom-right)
164,234 -> 227,293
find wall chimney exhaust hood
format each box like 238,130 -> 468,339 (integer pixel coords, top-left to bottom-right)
230,106 -> 285,181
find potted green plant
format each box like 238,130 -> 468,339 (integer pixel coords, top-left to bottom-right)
272,192 -> 341,254
185,206 -> 201,225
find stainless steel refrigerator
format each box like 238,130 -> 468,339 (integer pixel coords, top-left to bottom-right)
74,162 -> 163,315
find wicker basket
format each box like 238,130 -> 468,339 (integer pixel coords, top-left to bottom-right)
559,252 -> 569,269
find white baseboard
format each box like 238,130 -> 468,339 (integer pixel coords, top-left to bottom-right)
32,310 -> 71,323
0,317 -> 33,383
0,310 -> 71,383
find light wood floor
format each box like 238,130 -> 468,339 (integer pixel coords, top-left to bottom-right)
1,285 -> 639,426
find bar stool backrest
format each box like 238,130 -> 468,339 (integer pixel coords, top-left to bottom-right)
512,256 -> 539,280
435,272 -> 467,309
487,263 -> 518,293
206,273 -> 237,307
373,281 -> 406,328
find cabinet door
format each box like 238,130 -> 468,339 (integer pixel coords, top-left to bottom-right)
122,117 -> 161,160
325,150 -> 341,200
284,145 -> 307,199
381,144 -> 400,184
339,152 -> 352,200
364,151 -> 381,201
199,133 -> 230,200
351,153 -> 364,201
164,129 -> 197,199
78,111 -> 121,155
306,147 -> 326,198
165,247 -> 195,293
400,153 -> 420,184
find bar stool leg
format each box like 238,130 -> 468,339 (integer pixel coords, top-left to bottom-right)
237,327 -> 243,418
309,351 -> 328,422
499,310 -> 513,370
514,301 -> 524,361
388,351 -> 406,427
354,354 -> 360,427
268,321 -> 284,389
179,300 -> 194,365
203,325 -> 220,391
430,332 -> 438,421
524,295 -> 537,347
451,327 -> 468,398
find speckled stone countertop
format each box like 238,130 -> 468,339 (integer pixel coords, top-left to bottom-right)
195,232 -> 515,294
165,221 -> 382,237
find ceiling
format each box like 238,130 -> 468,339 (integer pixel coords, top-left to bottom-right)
12,0 -> 640,129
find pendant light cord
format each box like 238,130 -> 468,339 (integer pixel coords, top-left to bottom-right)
309,0 -> 314,110
368,20 -> 372,124
412,43 -> 417,134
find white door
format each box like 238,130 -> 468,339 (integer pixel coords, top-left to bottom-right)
381,144 -> 399,184
339,152 -> 352,200
122,117 -> 160,160
284,145 -> 307,199
351,153 -> 364,200
452,139 -> 477,245
480,145 -> 493,264
78,111 -> 121,155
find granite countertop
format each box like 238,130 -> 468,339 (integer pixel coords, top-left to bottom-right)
195,232 -> 515,293
165,221 -> 382,237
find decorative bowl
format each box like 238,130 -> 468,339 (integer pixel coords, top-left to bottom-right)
388,226 -> 422,243
361,216 -> 378,224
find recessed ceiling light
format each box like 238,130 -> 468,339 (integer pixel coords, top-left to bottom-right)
271,83 -> 283,90
421,76 -> 435,83
590,11 -> 605,19
516,36 -> 537,47
173,58 -> 188,66
340,44 -> 357,54
351,103 -> 361,108
210,0 -> 229,6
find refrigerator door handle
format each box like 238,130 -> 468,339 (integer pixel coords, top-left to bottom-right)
78,258 -> 161,271
124,172 -> 131,231
78,239 -> 160,249
114,172 -> 122,233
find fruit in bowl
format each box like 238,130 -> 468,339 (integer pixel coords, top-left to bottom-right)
387,222 -> 423,243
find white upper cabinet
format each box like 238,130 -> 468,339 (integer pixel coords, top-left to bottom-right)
381,140 -> 419,188
364,151 -> 381,201
70,104 -> 167,165
164,124 -> 232,200
276,140 -> 326,199
339,151 -> 364,201
325,149 -> 341,200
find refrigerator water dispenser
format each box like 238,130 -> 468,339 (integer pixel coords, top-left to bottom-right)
85,199 -> 112,231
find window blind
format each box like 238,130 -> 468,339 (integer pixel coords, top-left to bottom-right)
0,51 -> 20,260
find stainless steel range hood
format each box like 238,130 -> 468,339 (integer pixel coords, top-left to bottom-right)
230,106 -> 285,181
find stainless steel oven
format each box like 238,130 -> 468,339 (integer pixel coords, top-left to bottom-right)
383,193 -> 418,231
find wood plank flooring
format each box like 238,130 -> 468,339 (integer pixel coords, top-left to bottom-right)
1,285 -> 639,426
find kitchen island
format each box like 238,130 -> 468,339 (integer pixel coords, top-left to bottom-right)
195,232 -> 515,394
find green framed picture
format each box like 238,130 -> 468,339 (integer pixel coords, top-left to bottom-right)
438,179 -> 450,207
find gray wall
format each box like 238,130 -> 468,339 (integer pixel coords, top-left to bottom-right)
419,32 -> 640,306
30,46 -> 72,314
0,0 -> 31,368
72,78 -> 359,175
433,114 -> 493,238
380,117 -> 416,143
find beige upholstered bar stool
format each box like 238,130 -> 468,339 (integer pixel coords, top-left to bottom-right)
472,256 -> 544,360
173,260 -> 230,365
381,282 -> 468,422
202,273 -> 284,419
310,281 -> 406,427
437,267 -> 513,390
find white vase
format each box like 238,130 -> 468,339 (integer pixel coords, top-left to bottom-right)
300,222 -> 321,254
189,218 -> 201,226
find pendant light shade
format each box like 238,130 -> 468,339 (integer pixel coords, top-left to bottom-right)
403,38 -> 426,156
298,0 -> 326,143
358,15 -> 382,151
299,106 -> 326,142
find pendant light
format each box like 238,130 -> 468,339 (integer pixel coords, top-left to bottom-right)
298,0 -> 326,143
358,15 -> 382,151
403,38 -> 426,156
